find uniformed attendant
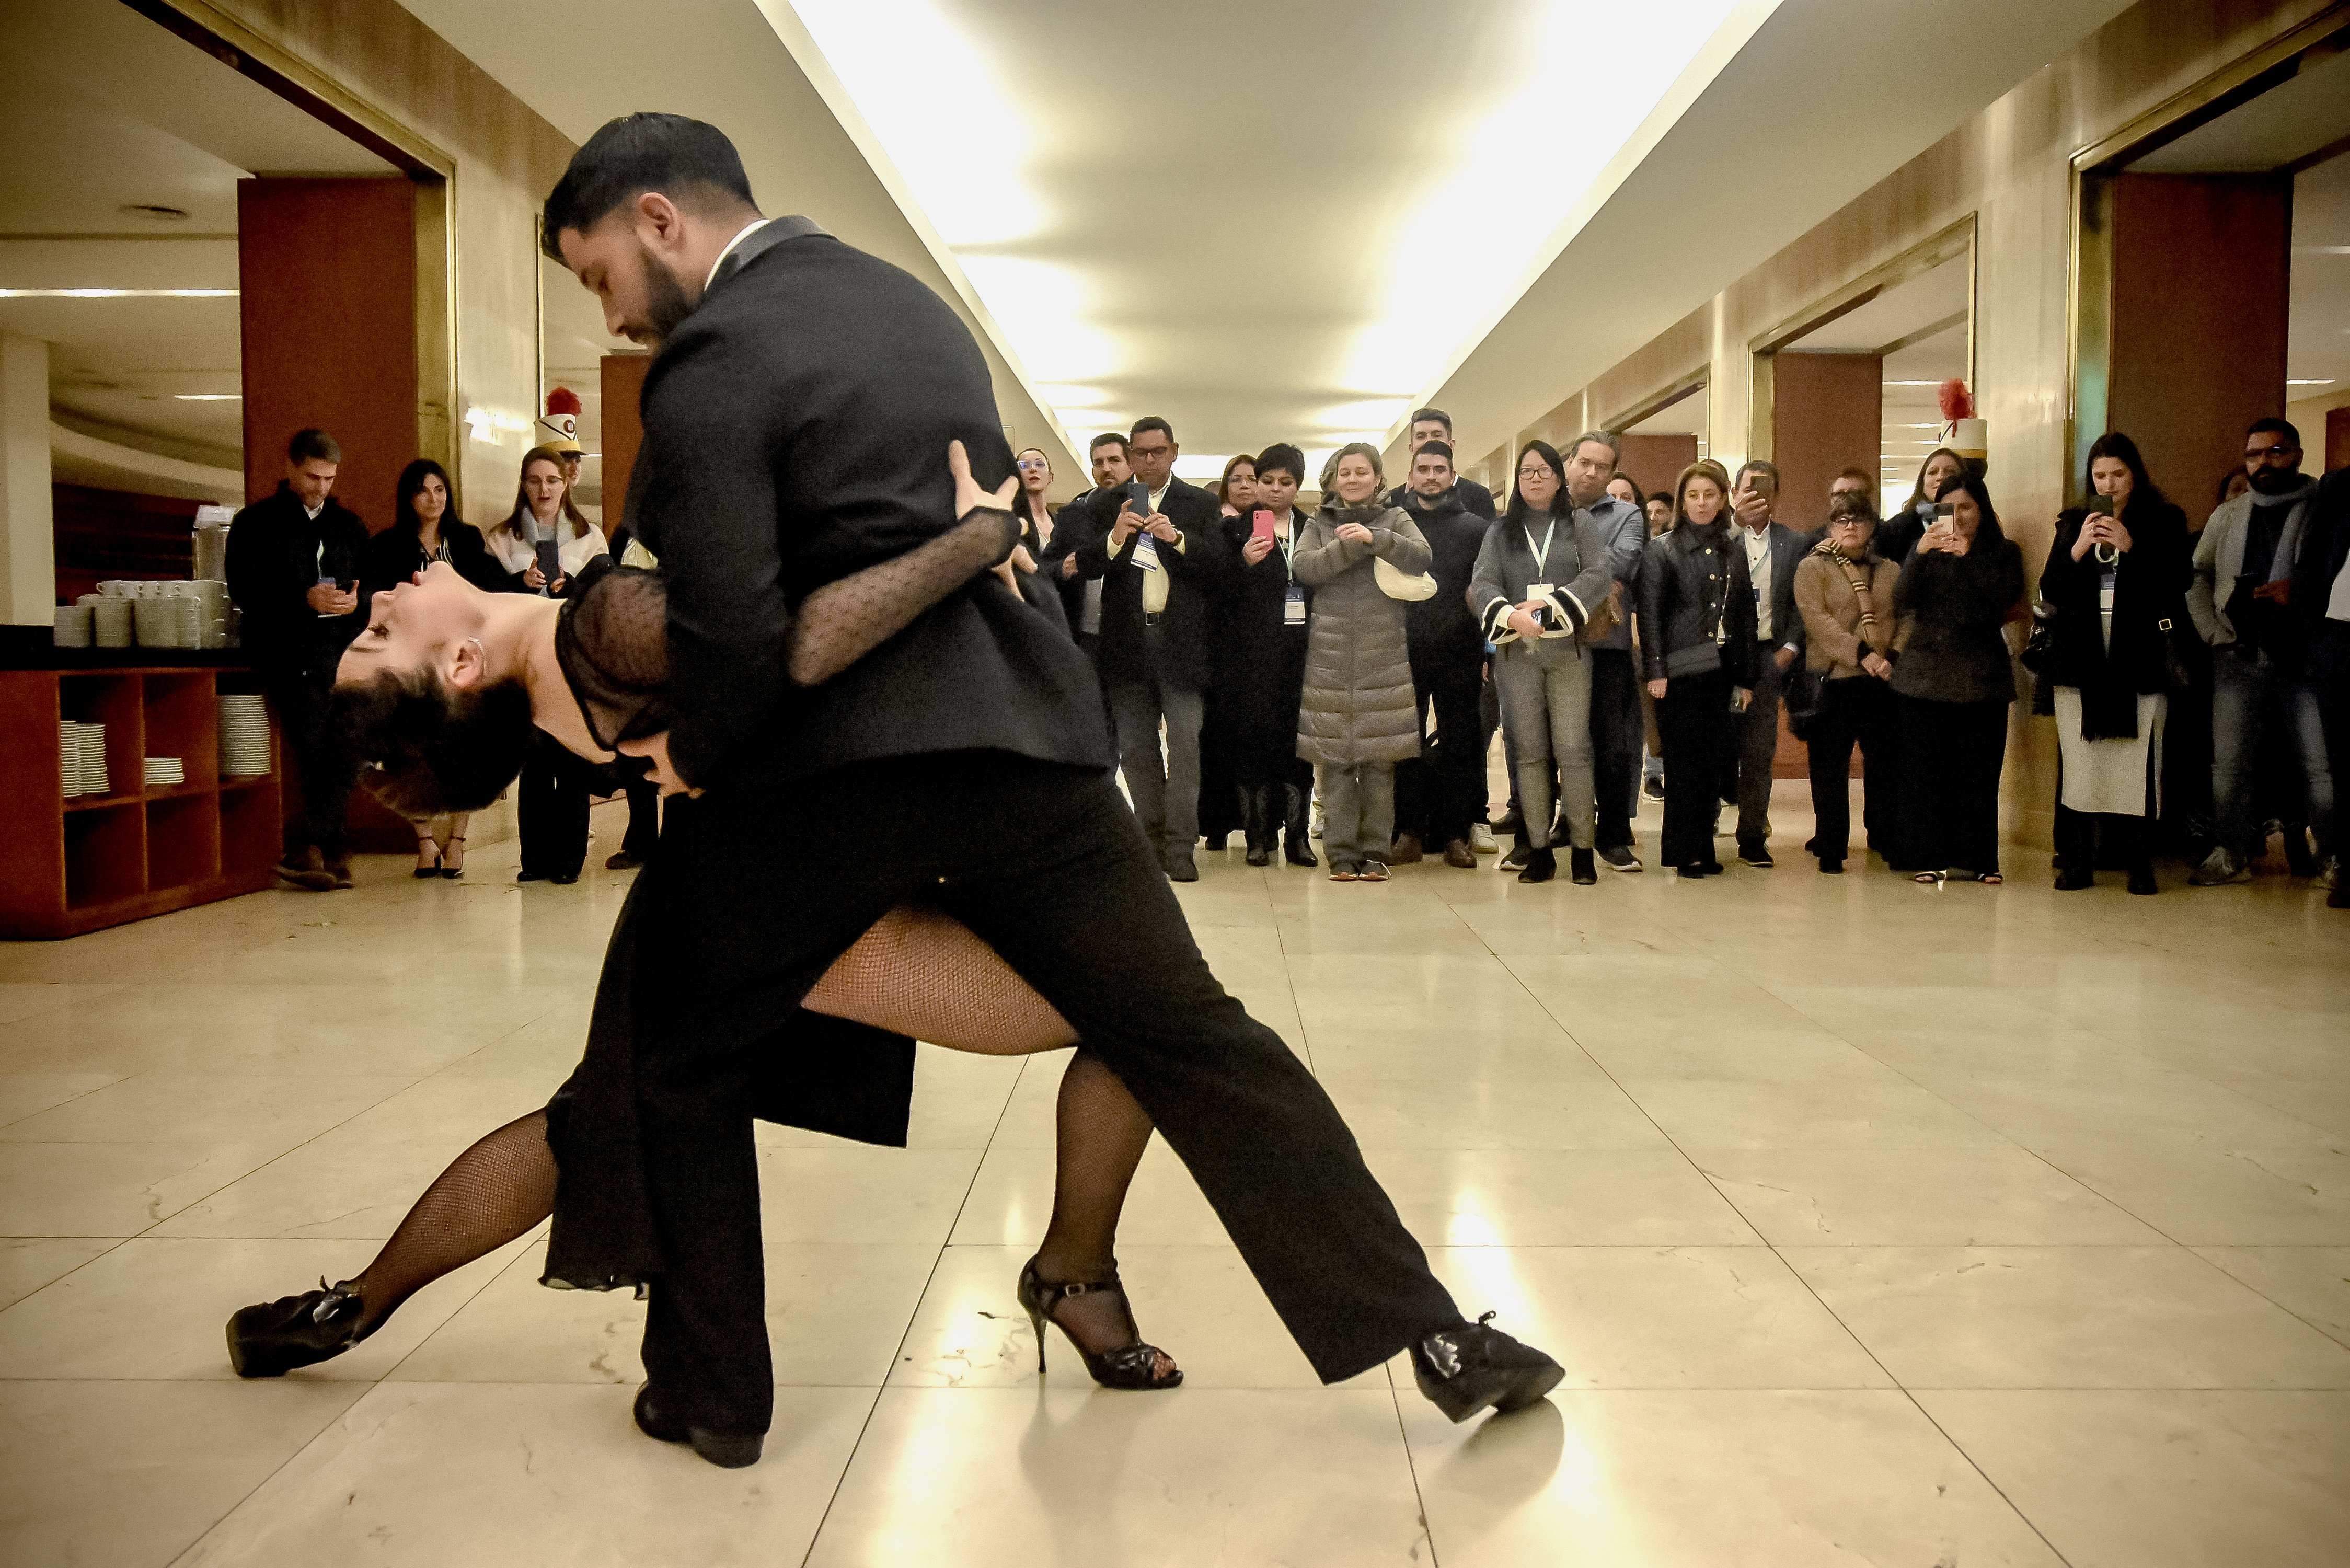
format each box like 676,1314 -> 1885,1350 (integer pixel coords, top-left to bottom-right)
1635,460 -> 1759,876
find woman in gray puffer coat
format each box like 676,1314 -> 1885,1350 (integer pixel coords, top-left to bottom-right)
1294,442 -> 1433,881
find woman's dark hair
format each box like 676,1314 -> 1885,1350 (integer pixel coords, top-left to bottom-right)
1942,470 -> 2008,546
1608,473 -> 1644,508
1255,443 -> 1306,485
542,113 -> 754,259
1672,459 -> 1732,528
2216,467 -> 2251,506
2084,431 -> 2170,515
337,670 -> 536,816
1904,447 -> 1965,512
1217,453 -> 1258,508
1503,440 -> 1568,523
1827,490 -> 1879,525
391,459 -> 455,540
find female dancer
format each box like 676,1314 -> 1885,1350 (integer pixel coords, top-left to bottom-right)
227,447 -> 1178,1401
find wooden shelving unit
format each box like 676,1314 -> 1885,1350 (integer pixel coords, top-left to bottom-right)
1,665 -> 280,939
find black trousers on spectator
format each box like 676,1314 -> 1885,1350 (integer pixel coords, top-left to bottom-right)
262,658 -> 354,862
1719,643 -> 1785,846
2313,621 -> 2350,860
519,731 -> 596,879
1396,644 -> 1485,847
1589,648 -> 1643,851
1896,694 -> 2009,877
616,754 -> 1464,1434
1657,667 -> 1734,867
1804,676 -> 1896,864
1197,694 -> 1241,846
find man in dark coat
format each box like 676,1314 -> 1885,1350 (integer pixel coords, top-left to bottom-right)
1392,440 -> 1492,867
539,113 -> 1555,1465
1720,459 -> 1811,867
1063,416 -> 1227,881
1388,407 -> 1498,520
224,427 -> 368,890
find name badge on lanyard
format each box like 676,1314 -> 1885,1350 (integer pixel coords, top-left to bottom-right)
2099,567 -> 2117,615
1284,584 -> 1306,625
1132,534 -> 1161,571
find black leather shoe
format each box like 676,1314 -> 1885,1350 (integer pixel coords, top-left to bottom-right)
633,1383 -> 764,1468
516,869 -> 546,883
1162,849 -> 1199,883
2055,865 -> 2094,890
548,872 -> 579,886
1411,1314 -> 1564,1424
1569,848 -> 1597,885
227,1278 -> 371,1377
1282,786 -> 1318,866
2127,862 -> 2158,896
1516,846 -> 1555,884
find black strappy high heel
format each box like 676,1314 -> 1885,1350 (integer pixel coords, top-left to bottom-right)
1016,1255 -> 1182,1391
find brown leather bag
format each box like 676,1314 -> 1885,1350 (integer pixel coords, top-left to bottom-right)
1577,578 -> 1625,645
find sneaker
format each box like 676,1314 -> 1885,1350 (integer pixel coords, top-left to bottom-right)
2187,847 -> 2250,886
1469,823 -> 1499,855
1641,775 -> 1666,804
1737,841 -> 1774,869
1500,841 -> 1530,871
1310,799 -> 1325,839
1597,844 -> 1642,874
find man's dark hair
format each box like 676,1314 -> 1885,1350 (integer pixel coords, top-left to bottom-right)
541,113 -> 757,260
1128,416 -> 1174,444
2247,417 -> 2300,445
1566,429 -> 1621,465
288,428 -> 340,465
1256,443 -> 1306,484
1413,440 -> 1455,466
337,670 -> 536,816
1409,407 -> 1454,434
1089,432 -> 1128,456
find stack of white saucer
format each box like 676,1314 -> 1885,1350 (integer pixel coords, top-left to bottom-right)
143,756 -> 185,788
60,722 -> 110,797
219,695 -> 270,776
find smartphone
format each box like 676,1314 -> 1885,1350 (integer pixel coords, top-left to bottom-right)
2087,495 -> 2115,517
535,537 -> 564,585
1918,501 -> 1953,524
1251,510 -> 1276,543
1124,477 -> 1153,518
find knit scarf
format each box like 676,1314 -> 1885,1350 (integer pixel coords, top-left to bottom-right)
1813,539 -> 1879,635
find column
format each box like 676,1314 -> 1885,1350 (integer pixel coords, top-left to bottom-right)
0,333 -> 55,626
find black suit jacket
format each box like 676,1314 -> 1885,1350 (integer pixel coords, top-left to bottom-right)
626,220 -> 1112,787
224,485 -> 369,668
1067,475 -> 1227,690
1735,520 -> 1811,656
1389,476 -> 1496,522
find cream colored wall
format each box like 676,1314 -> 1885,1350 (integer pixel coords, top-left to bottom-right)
1539,0 -> 2342,849
194,0 -> 576,528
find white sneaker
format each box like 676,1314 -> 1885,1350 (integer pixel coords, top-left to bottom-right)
1469,823 -> 1497,855
1310,800 -> 1325,839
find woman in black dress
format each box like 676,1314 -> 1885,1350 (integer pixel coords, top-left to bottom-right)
1217,443 -> 1319,865
1892,470 -> 2024,883
361,459 -> 500,877
227,448 -> 1184,1411
2042,432 -> 2190,894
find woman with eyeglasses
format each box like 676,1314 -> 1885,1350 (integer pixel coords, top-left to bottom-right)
1792,491 -> 1903,873
1636,460 -> 1757,877
1470,440 -> 1617,884
1891,470 -> 2024,883
2043,432 -> 2189,893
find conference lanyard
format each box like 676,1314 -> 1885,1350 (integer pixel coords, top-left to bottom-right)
1523,520 -> 1556,577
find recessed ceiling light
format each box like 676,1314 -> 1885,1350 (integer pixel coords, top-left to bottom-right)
120,204 -> 190,222
2286,378 -> 2334,386
0,289 -> 237,298
174,393 -> 241,400
1882,380 -> 1947,387
2293,244 -> 2350,255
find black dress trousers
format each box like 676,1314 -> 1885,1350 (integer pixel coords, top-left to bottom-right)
1656,668 -> 1734,868
1896,694 -> 2009,877
1803,675 -> 1896,864
518,731 -> 595,880
609,752 -> 1464,1434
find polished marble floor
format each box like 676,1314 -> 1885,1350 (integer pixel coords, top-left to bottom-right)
2,787 -> 2347,1566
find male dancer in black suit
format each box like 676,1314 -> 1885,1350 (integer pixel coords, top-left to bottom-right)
542,113 -> 1559,1464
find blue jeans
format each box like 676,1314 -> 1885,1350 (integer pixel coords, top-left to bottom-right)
2210,647 -> 2332,859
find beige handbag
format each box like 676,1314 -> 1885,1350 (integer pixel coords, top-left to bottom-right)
1374,556 -> 1437,602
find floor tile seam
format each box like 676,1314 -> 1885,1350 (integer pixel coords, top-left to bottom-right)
158,1375 -> 374,1568
2065,1023 -> 2350,1144
2162,1247 -> 2350,1357
795,1050 -> 1032,1567
1471,918 -> 1777,1250
1266,873 -> 1317,1077
1756,1226 -> 2082,1567
1730,985 -> 2210,1252
1378,1358 -> 1442,1568
0,1073 -> 136,1133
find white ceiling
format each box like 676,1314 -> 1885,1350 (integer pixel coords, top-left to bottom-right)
0,0 -> 396,468
2127,41 -> 2350,174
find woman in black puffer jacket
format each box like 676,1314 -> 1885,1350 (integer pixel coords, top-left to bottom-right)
1891,470 -> 2024,883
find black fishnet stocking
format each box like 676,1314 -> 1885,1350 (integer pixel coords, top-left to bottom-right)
332,907 -> 1162,1372
1032,1050 -> 1169,1374
349,1108 -> 558,1333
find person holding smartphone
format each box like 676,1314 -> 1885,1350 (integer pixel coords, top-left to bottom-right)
2042,433 -> 2190,894
485,445 -> 610,883
1721,460 -> 1808,868
1634,460 -> 1756,876
1891,470 -> 2024,883
1215,444 -> 1319,866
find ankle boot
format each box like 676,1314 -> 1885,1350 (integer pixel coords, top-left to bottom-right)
1569,847 -> 1597,885
2053,806 -> 2094,890
1242,786 -> 1275,866
1282,785 -> 1318,867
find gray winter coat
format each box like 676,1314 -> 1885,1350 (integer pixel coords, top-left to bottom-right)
1293,503 -> 1432,764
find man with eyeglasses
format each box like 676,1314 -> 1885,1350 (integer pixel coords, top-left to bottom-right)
2187,417 -> 2334,887
1067,416 -> 1228,881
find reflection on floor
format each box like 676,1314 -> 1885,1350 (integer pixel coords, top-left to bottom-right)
2,786 -> 2346,1566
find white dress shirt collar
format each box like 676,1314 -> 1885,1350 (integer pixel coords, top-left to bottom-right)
705,218 -> 771,292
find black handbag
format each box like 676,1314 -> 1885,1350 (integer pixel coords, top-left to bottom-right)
2020,600 -> 2056,673
1783,665 -> 1828,739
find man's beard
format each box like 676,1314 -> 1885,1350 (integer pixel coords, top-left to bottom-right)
2248,466 -> 2305,497
624,244 -> 695,347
